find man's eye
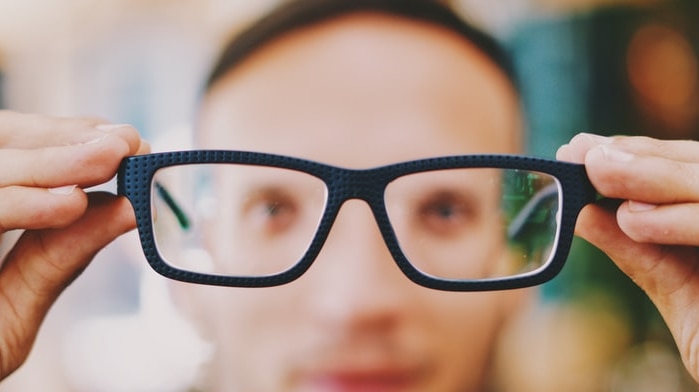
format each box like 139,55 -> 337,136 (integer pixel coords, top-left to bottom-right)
263,202 -> 285,217
424,202 -> 460,219
416,195 -> 477,237
245,195 -> 298,235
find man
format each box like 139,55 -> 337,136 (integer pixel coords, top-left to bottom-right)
177,0 -> 522,390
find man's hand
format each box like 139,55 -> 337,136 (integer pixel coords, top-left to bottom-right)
0,111 -> 148,379
558,133 -> 699,382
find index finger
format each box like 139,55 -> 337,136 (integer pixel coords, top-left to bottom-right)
558,133 -> 699,164
0,129 -> 144,189
0,111 -> 143,157
578,143 -> 699,204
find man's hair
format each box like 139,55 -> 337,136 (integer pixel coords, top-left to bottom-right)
205,0 -> 518,91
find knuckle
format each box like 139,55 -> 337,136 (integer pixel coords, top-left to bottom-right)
622,222 -> 660,243
617,207 -> 666,243
589,167 -> 631,198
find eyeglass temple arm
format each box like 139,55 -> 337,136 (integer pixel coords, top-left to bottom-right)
507,182 -> 559,239
154,182 -> 191,230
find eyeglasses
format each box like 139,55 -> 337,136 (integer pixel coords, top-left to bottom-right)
117,151 -> 596,291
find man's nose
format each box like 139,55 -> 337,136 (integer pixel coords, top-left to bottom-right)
302,200 -> 414,330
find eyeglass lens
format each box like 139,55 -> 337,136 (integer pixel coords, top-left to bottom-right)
151,164 -> 561,281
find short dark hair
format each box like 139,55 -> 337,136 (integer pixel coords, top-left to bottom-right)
205,0 -> 518,92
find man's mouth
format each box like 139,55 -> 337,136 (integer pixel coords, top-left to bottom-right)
296,363 -> 426,392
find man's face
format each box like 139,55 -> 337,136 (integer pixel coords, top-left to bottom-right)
188,12 -> 524,392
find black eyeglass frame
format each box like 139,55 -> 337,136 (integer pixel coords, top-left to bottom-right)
117,150 -> 597,291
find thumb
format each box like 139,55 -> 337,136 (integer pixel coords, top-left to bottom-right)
0,192 -> 136,377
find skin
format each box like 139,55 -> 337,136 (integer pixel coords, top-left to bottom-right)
557,134 -> 699,382
181,12 -> 525,392
0,111 -> 148,378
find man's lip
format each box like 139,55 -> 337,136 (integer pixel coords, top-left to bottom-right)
298,366 -> 424,392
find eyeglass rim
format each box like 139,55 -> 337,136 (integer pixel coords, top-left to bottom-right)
117,150 -> 597,291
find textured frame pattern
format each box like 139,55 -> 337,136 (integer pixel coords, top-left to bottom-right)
117,151 -> 597,291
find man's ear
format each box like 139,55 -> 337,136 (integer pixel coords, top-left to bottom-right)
498,286 -> 536,328
165,202 -> 219,341
167,278 -> 216,341
491,294 -> 632,391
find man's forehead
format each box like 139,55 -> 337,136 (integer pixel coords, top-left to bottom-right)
198,12 -> 521,159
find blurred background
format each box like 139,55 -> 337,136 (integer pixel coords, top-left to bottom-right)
1,0 -> 698,390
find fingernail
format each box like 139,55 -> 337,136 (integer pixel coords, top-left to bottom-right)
96,123 -> 132,132
600,145 -> 634,162
79,133 -> 109,145
74,123 -> 131,145
555,144 -> 569,157
580,132 -> 613,144
48,185 -> 77,195
628,200 -> 657,212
